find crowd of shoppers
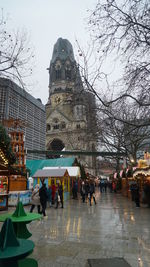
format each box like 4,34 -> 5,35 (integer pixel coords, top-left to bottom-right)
30,180 -> 64,217
30,176 -> 150,217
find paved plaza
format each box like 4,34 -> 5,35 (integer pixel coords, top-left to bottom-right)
1,191 -> 150,267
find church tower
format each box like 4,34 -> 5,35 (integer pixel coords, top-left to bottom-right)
46,38 -> 97,175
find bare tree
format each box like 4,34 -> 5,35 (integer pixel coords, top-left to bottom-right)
86,0 -> 150,106
0,10 -> 34,87
97,99 -> 150,170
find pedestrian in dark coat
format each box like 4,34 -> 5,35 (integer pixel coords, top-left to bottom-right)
55,184 -> 64,209
134,184 -> 140,207
58,183 -> 63,208
81,181 -> 86,203
39,182 -> 48,216
89,181 -> 96,206
85,181 -> 89,201
99,180 -> 103,193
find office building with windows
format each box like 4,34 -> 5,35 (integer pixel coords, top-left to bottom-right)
0,78 -> 46,159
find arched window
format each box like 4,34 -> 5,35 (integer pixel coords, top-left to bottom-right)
53,118 -> 59,130
65,69 -> 71,80
55,62 -> 61,80
46,124 -> 51,131
53,124 -> 59,130
65,63 -> 71,80
55,68 -> 61,80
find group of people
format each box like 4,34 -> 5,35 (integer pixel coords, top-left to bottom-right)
130,181 -> 150,208
80,180 -> 96,206
99,180 -> 117,193
30,181 -> 64,217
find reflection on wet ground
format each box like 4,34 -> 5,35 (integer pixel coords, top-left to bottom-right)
1,191 -> 150,266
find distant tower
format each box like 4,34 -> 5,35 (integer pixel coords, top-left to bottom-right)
46,38 -> 97,175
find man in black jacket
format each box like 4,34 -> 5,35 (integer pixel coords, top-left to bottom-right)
39,182 -> 48,216
89,181 -> 96,206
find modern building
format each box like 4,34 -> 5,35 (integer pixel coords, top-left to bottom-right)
46,38 -> 98,175
0,78 -> 46,159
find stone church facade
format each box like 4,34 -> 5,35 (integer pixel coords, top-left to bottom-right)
46,38 -> 97,175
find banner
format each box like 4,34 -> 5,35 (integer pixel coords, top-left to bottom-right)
8,190 -> 32,206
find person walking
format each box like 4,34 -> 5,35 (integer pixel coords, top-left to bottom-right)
104,180 -> 108,193
30,184 -> 41,213
39,182 -> 48,217
85,180 -> 90,202
89,180 -> 96,206
134,183 -> 140,207
56,183 -> 63,208
99,180 -> 103,193
47,185 -> 52,207
51,180 -> 56,205
130,183 -> 135,201
112,181 -> 117,193
81,181 -> 86,203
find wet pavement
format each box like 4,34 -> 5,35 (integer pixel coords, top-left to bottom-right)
1,191 -> 150,267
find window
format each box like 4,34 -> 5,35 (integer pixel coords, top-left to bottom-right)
55,63 -> 61,80
76,124 -> 80,129
46,124 -> 51,131
61,122 -> 66,129
52,118 -> 59,130
53,125 -> 59,130
56,69 -> 61,80
65,69 -> 71,80
65,62 -> 71,80
53,118 -> 59,123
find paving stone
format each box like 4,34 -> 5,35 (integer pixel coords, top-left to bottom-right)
87,258 -> 131,267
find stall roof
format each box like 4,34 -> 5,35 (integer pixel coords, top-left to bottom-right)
33,168 -> 68,178
43,166 -> 80,177
133,168 -> 150,177
26,157 -> 77,176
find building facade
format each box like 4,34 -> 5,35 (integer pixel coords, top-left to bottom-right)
0,78 -> 46,159
46,38 -> 97,175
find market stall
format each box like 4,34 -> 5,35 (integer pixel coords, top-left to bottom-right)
0,124 -> 30,208
33,168 -> 70,201
43,166 -> 81,194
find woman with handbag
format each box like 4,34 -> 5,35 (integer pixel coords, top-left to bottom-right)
30,184 -> 41,213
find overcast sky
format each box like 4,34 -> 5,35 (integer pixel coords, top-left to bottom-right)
1,0 -> 98,104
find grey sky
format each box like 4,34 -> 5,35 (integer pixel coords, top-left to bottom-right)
1,0 -> 97,104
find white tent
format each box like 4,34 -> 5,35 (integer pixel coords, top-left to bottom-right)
43,166 -> 80,178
